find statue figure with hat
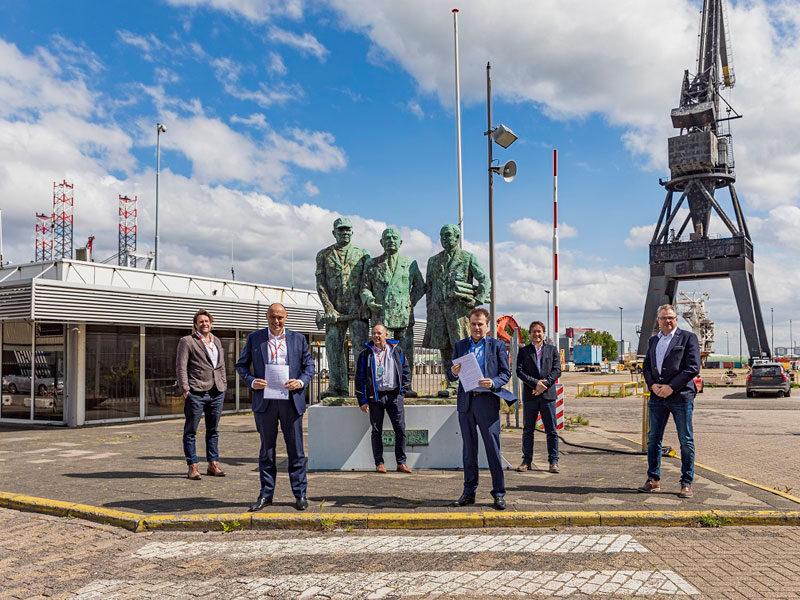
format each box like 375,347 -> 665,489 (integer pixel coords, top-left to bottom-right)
315,217 -> 371,397
423,224 -> 490,396
361,227 -> 425,396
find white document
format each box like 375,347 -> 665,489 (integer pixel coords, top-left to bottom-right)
453,352 -> 483,392
264,364 -> 290,399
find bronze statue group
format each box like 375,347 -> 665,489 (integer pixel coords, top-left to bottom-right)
177,219 -> 701,511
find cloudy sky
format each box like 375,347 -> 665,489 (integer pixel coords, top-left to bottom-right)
1,0 -> 799,355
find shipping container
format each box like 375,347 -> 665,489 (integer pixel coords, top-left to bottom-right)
573,345 -> 602,365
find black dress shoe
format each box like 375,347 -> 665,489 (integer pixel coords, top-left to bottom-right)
295,496 -> 308,511
451,493 -> 476,507
493,495 -> 507,510
249,496 -> 272,512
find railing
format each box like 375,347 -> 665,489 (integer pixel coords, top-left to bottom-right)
576,380 -> 647,398
309,344 -> 445,403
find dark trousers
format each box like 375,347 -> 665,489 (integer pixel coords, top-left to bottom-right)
368,390 -> 406,466
253,399 -> 307,499
459,393 -> 505,497
183,388 -> 225,465
521,397 -> 559,464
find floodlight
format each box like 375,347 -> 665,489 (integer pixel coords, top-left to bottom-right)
491,124 -> 517,148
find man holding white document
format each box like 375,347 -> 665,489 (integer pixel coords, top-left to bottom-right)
446,307 -> 516,510
236,303 -> 314,512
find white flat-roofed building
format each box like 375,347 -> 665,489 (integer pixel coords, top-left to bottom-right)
0,260 -> 327,426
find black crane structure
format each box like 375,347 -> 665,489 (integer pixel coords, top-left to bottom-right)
636,0 -> 770,361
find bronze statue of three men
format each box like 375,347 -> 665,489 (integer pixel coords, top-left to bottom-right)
315,220 -> 490,398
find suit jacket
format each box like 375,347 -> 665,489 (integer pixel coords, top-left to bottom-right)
176,333 -> 227,394
361,253 -> 424,329
354,340 -> 412,404
516,343 -> 562,402
642,328 -> 700,402
315,243 -> 370,319
446,336 -> 516,412
236,328 -> 315,415
422,248 -> 490,349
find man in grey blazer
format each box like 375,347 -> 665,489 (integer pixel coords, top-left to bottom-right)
516,320 -> 562,473
176,309 -> 228,480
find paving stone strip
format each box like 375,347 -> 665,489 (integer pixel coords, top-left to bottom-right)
133,533 -> 648,559
67,570 -> 699,599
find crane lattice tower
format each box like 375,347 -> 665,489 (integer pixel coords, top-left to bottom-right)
118,195 -> 137,267
636,0 -> 770,360
52,180 -> 74,260
34,212 -> 53,262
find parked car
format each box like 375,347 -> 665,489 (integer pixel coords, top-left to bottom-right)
2,374 -> 62,396
746,362 -> 791,397
693,375 -> 704,393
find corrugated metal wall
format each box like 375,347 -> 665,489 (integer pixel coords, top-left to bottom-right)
0,285 -> 32,319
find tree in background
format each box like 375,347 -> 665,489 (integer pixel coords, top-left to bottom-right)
578,331 -> 618,361
504,325 -> 531,345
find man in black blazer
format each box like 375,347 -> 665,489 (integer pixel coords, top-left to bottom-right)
639,303 -> 701,498
236,303 -> 314,511
446,307 -> 516,510
516,320 -> 562,473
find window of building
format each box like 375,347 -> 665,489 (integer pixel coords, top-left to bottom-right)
85,325 -> 141,422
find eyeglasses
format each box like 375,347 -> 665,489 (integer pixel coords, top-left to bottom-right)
658,316 -> 677,321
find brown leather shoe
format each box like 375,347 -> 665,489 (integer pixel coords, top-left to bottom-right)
549,462 -> 560,474
516,462 -> 531,472
187,464 -> 201,480
206,462 -> 226,477
396,463 -> 412,473
678,483 -> 694,498
376,464 -> 387,473
638,478 -> 660,492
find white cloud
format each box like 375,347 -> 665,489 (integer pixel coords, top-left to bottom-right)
328,0 -> 800,211
117,30 -> 167,62
210,56 -> 303,108
625,224 -> 653,249
509,217 -> 577,241
403,100 -> 424,119
268,26 -> 329,61
267,51 -> 287,76
164,0 -> 304,23
303,180 -> 320,196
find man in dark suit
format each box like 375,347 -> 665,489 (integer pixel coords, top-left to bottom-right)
516,320 -> 562,473
176,309 -> 228,480
447,307 -> 516,510
639,303 -> 701,498
236,303 -> 314,511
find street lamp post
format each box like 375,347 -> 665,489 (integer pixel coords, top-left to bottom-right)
544,290 -> 551,340
155,122 -> 166,271
771,307 -> 774,357
726,330 -> 729,356
485,62 -> 518,338
618,306 -> 624,361
791,319 -> 794,356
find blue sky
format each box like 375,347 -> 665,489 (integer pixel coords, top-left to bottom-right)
1,0 -> 799,353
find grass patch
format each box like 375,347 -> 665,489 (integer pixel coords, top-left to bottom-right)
220,520 -> 243,533
698,513 -> 731,528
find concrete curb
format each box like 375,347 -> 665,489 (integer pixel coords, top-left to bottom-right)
3,491 -> 800,531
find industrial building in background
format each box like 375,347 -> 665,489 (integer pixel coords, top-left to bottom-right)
637,0 -> 770,361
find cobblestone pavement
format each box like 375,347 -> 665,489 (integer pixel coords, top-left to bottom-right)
4,507 -> 800,599
566,381 -> 800,495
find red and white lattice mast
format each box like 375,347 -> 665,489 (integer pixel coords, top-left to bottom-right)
34,212 -> 53,262
52,180 -> 74,260
118,195 -> 138,267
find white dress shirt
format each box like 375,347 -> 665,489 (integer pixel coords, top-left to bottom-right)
655,329 -> 676,374
195,331 -> 219,368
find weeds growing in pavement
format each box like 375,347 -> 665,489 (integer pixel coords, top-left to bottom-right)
220,520 -> 242,533
698,513 -> 730,528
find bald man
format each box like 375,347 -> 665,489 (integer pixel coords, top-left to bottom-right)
236,303 -> 314,511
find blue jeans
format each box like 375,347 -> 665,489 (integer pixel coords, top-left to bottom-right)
521,397 -> 559,464
183,389 -> 225,465
647,398 -> 694,484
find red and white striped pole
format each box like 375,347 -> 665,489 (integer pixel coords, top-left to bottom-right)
553,149 -> 564,430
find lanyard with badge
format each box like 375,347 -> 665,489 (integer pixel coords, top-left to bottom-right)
268,336 -> 285,364
373,345 -> 387,377
196,332 -> 216,353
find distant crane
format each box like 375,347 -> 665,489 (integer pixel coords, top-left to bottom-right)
637,0 -> 770,362
676,291 -> 715,365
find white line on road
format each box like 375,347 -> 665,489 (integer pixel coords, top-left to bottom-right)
68,571 -> 699,598
133,533 -> 648,559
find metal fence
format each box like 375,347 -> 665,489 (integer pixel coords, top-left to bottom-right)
309,344 -> 445,402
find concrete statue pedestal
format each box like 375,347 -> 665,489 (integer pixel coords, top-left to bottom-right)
307,401 -> 512,471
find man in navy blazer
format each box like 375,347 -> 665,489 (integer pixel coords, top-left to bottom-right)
516,320 -> 562,473
446,307 -> 516,510
236,303 -> 314,511
639,303 -> 701,498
